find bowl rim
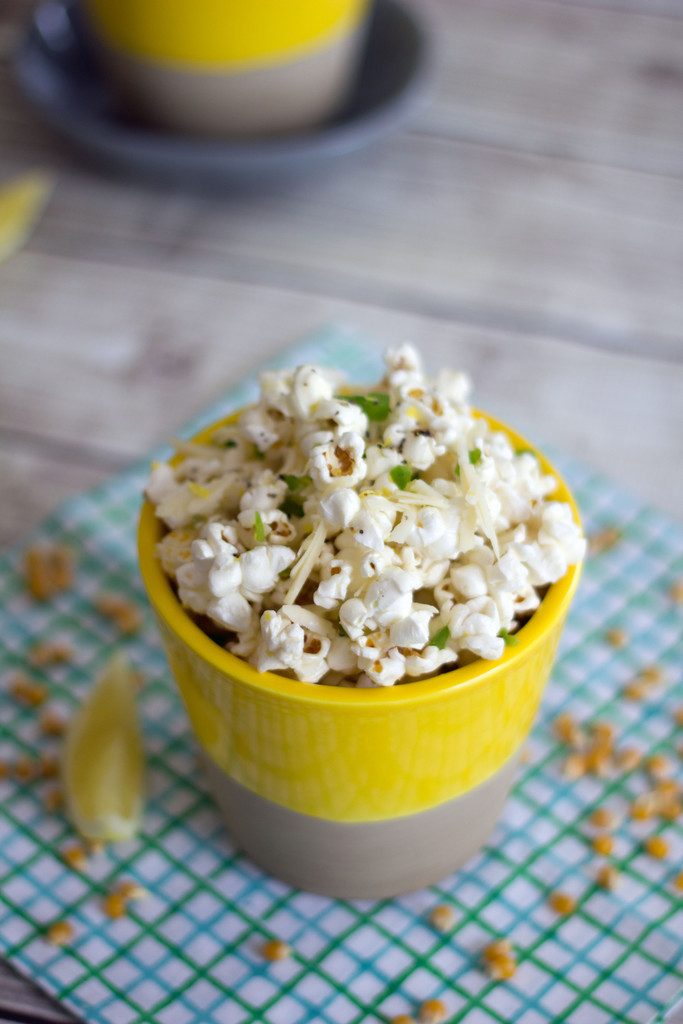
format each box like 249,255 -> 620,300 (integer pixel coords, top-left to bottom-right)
138,407 -> 582,707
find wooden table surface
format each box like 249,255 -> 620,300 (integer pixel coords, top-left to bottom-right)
1,0 -> 682,1019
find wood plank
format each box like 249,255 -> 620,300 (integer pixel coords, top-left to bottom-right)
422,0 -> 683,175
1,130 -> 680,360
0,252 -> 681,521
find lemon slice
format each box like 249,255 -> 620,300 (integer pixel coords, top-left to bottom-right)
0,171 -> 54,264
63,653 -> 144,842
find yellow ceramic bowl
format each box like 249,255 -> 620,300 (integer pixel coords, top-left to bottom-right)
138,410 -> 582,897
81,0 -> 371,136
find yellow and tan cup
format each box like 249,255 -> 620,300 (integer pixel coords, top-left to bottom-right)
138,411 -> 582,898
80,0 -> 371,136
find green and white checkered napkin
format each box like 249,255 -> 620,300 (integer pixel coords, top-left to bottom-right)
1,328 -> 682,1024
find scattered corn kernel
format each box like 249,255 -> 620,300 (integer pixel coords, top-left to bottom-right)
117,880 -> 148,902
659,799 -> 681,821
669,580 -> 683,603
596,865 -> 620,891
87,840 -> 105,856
592,834 -> 614,856
0,760 -> 8,779
40,709 -> 66,737
549,891 -> 576,915
8,672 -> 47,707
605,628 -> 627,648
25,545 -> 73,600
590,807 -> 618,830
418,999 -> 447,1024
591,721 -> 616,746
487,955 -> 517,981
617,746 -> 642,772
483,939 -> 513,962
673,873 -> 683,891
553,713 -> 583,747
645,754 -> 672,780
41,754 -> 60,779
639,665 -> 663,686
62,845 -> 88,871
391,1017 -> 415,1024
585,749 -> 612,778
675,708 -> 683,727
429,904 -> 456,932
588,527 -> 621,555
14,755 -> 39,782
645,835 -> 669,859
29,641 -> 72,667
44,787 -> 63,812
103,892 -> 127,919
562,753 -> 587,780
95,594 -> 142,635
261,939 -> 291,962
631,794 -> 657,820
46,920 -> 74,946
623,682 -> 646,702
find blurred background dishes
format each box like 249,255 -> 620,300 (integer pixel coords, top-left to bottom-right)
79,0 -> 372,137
13,0 -> 431,186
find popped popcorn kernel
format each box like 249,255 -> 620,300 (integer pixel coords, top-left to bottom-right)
145,347 -> 585,688
596,865 -> 620,891
45,920 -> 74,946
418,998 -> 448,1024
428,904 -> 456,932
549,891 -> 576,915
25,544 -> 73,600
644,835 -> 669,859
605,627 -> 627,648
592,834 -> 614,856
261,938 -> 291,962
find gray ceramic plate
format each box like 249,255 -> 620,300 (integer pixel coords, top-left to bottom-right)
13,0 -> 431,187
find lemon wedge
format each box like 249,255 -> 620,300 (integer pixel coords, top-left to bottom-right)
63,653 -> 144,842
0,171 -> 54,264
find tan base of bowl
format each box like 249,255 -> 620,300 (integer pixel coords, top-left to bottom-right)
203,751 -> 520,898
95,27 -> 365,137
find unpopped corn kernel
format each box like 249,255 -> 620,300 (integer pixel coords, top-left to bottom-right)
639,665 -> 663,686
590,807 -> 618,830
623,682 -> 647,702
645,754 -> 672,779
670,580 -> 683,603
659,799 -> 682,822
14,755 -> 39,782
487,955 -> 517,981
103,892 -> 127,919
418,999 -> 448,1024
644,835 -> 669,860
261,939 -> 291,962
62,845 -> 88,871
553,713 -> 583,747
29,641 -> 73,666
41,754 -> 60,779
483,939 -> 513,962
95,593 -> 142,635
596,865 -> 620,891
8,672 -> 47,707
592,834 -> 614,856
674,872 -> 683,891
588,527 -> 621,555
429,904 -> 456,932
562,753 -> 587,780
44,787 -> 63,812
40,709 -> 66,737
25,545 -> 73,600
675,707 -> 683,727
590,721 -> 616,749
631,794 -> 657,820
117,880 -> 148,902
391,1016 -> 416,1024
605,628 -> 627,648
549,891 -> 576,915
46,920 -> 74,946
617,746 -> 643,772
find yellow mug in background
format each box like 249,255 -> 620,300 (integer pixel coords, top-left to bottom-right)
80,0 -> 372,136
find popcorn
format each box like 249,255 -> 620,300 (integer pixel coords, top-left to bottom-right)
146,345 -> 585,687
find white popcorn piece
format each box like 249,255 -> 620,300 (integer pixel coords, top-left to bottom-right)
146,347 -> 585,687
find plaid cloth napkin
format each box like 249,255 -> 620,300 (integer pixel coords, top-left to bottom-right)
0,327 -> 681,1024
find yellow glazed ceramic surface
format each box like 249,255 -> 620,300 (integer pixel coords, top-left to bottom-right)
138,411 -> 582,824
82,0 -> 369,69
